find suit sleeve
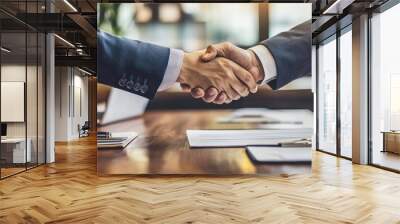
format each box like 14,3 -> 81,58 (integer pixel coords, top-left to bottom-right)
260,20 -> 311,89
97,31 -> 170,99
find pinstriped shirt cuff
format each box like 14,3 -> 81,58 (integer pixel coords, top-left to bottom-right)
158,48 -> 184,91
249,45 -> 277,85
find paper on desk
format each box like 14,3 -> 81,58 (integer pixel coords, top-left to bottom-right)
246,146 -> 311,163
186,128 -> 312,148
217,108 -> 313,128
97,132 -> 138,149
232,108 -> 312,120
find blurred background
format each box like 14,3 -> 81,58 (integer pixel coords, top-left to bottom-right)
97,3 -> 312,125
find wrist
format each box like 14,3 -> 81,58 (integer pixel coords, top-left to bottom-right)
177,52 -> 189,83
248,50 -> 265,83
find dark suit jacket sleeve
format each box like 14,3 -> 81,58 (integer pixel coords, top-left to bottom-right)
97,31 -> 170,99
260,20 -> 311,89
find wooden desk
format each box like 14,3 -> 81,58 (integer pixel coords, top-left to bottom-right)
97,110 -> 311,175
382,131 -> 400,154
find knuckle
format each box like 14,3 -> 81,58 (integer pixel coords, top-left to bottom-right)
214,76 -> 223,83
237,84 -> 245,92
216,59 -> 225,68
218,58 -> 229,67
244,74 -> 252,83
240,85 -> 248,92
231,91 -> 239,99
221,73 -> 231,81
240,87 -> 248,96
203,96 -> 212,102
226,90 -> 235,98
214,80 -> 224,89
215,98 -> 223,104
223,41 -> 233,49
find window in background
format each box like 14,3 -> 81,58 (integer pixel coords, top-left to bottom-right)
371,3 -> 400,171
268,3 -> 311,37
98,3 -> 260,93
317,37 -> 337,154
98,3 -> 259,52
97,3 -> 311,93
195,4 -> 258,48
339,28 -> 352,158
390,75 -> 400,130
268,3 -> 312,90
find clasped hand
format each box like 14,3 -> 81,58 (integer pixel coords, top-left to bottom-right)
177,42 -> 264,104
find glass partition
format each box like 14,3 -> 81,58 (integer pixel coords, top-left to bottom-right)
339,28 -> 352,158
0,1 -> 46,179
1,30 -> 28,177
317,37 -> 337,154
27,30 -> 38,169
37,32 -> 45,165
370,3 -> 400,171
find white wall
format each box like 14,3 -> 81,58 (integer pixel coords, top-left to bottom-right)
1,63 -> 46,164
54,67 -> 89,141
1,65 -> 35,138
72,73 -> 89,136
1,65 -> 26,139
55,67 -> 70,141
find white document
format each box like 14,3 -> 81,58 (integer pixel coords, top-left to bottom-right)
101,88 -> 148,125
246,146 -> 312,163
217,108 -> 313,128
231,108 -> 312,122
97,132 -> 138,149
186,129 -> 312,148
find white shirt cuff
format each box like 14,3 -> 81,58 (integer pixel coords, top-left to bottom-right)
158,48 -> 184,91
249,45 -> 277,85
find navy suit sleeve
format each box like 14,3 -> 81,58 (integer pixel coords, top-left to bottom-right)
97,31 -> 170,99
260,20 -> 311,89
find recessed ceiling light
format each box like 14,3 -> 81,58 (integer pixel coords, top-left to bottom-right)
63,0 -> 78,12
323,0 -> 354,15
54,34 -> 75,48
78,67 -> 92,76
1,47 -> 11,53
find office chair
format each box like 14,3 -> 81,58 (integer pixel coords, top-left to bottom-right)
79,121 -> 90,138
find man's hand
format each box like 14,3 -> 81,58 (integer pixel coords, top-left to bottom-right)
178,50 -> 257,102
185,42 -> 265,104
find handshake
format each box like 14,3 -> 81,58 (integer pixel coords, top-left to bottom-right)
177,42 -> 265,104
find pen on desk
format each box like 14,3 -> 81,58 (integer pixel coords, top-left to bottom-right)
279,139 -> 311,147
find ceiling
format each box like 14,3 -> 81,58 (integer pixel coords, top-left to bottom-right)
1,0 -> 97,72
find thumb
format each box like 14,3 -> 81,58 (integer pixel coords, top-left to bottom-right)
200,45 -> 218,62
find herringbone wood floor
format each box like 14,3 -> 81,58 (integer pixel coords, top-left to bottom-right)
1,137 -> 400,224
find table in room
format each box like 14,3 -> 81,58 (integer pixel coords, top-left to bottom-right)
1,138 -> 32,165
97,110 -> 312,175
